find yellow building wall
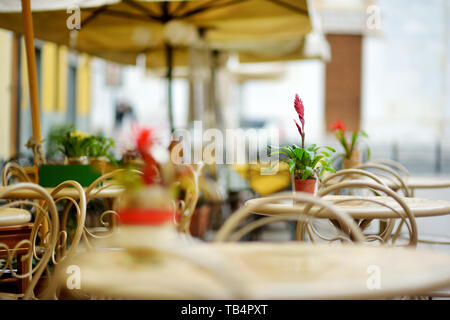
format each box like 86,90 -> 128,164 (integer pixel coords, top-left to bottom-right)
0,30 -> 12,160
58,46 -> 68,113
42,42 -> 57,112
41,43 -> 70,113
77,54 -> 90,116
2,35 -> 91,158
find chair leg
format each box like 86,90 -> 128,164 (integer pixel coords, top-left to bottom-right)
17,253 -> 31,295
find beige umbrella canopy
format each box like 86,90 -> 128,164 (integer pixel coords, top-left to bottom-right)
0,0 -> 312,140
0,0 -> 312,65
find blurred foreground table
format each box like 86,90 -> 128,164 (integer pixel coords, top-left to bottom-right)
58,242 -> 450,299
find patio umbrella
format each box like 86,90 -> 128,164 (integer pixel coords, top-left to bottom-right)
0,0 -> 312,135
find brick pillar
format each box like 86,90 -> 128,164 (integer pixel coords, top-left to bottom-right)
325,34 -> 363,132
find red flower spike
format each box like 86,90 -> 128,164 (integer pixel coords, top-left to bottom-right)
329,120 -> 346,133
294,119 -> 303,137
294,94 -> 305,128
293,94 -> 306,148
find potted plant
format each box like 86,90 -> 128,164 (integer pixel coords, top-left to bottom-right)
87,135 -> 116,174
271,94 -> 336,194
56,129 -> 91,164
114,127 -> 178,251
329,120 -> 370,169
38,128 -> 101,187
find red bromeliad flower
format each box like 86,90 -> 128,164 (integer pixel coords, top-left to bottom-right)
136,127 -> 154,159
293,120 -> 303,138
134,127 -> 159,185
330,120 -> 346,133
293,94 -> 305,147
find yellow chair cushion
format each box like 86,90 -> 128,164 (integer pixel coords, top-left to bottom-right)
231,163 -> 291,196
0,208 -> 32,227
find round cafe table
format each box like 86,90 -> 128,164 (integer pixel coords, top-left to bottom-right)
245,195 -> 450,220
385,176 -> 450,191
57,242 -> 450,299
324,176 -> 450,195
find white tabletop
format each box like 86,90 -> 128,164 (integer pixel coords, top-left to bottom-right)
60,242 -> 450,299
245,195 -> 450,219
389,176 -> 450,190
325,176 -> 450,190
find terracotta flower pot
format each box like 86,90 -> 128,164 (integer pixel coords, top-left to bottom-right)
89,157 -> 109,174
343,149 -> 361,169
294,178 -> 317,194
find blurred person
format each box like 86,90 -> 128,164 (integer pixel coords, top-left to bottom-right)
114,100 -> 136,129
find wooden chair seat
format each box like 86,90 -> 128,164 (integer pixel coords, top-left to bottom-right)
0,208 -> 31,227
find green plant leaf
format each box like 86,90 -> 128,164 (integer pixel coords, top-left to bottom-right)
311,155 -> 324,168
288,159 -> 296,173
360,131 -> 369,138
293,148 -> 305,162
269,149 -> 283,156
350,131 -> 359,150
301,166 -> 313,180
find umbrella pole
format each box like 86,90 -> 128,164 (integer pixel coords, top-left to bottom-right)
166,43 -> 174,132
21,0 -> 42,178
22,0 -> 49,242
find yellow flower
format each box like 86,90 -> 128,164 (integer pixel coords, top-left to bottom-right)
70,130 -> 90,139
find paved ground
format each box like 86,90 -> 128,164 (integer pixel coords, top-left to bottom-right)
410,187 -> 450,254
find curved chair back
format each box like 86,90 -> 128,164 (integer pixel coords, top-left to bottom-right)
214,191 -> 365,243
82,169 -> 141,250
319,168 -> 389,196
176,163 -> 204,235
0,183 -> 59,299
354,163 -> 412,197
50,180 -> 86,264
318,181 -> 417,247
369,159 -> 410,177
2,162 -> 32,186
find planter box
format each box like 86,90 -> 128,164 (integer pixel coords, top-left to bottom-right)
38,164 -> 102,188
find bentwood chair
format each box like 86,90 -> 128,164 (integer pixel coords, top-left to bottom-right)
318,168 -> 390,194
318,181 -> 417,247
2,162 -> 32,186
50,181 -> 87,264
354,163 -> 412,197
2,160 -> 88,257
81,169 -> 140,250
369,159 -> 411,177
0,183 -> 58,299
214,191 -> 365,243
176,163 -> 204,235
